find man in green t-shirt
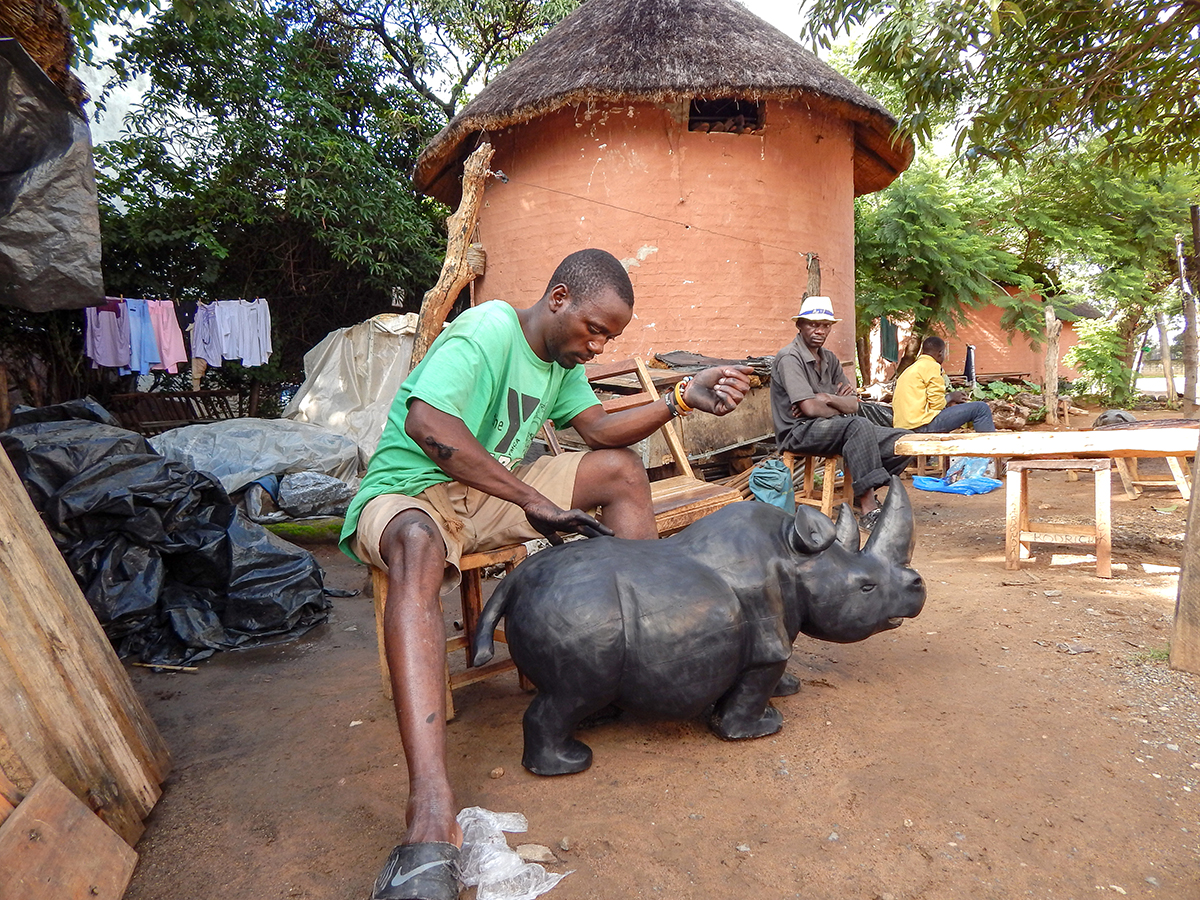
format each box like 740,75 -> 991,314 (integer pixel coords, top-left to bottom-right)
352,248 -> 753,899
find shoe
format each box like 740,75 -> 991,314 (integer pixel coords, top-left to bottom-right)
858,508 -> 882,533
371,841 -> 460,900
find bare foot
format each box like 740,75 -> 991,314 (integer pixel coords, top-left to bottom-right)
404,779 -> 464,847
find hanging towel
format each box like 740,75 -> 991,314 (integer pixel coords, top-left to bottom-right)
149,299 -> 188,373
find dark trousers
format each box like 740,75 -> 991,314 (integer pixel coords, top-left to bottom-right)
777,411 -> 912,497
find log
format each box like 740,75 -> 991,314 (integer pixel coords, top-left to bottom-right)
1044,305 -> 1061,424
411,142 -> 495,366
1172,428 -> 1200,674
0,448 -> 169,845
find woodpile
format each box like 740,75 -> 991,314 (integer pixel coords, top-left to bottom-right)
1,448 -> 169,895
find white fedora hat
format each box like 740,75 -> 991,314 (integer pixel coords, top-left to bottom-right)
791,296 -> 841,323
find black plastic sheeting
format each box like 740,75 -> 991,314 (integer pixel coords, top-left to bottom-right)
0,38 -> 103,311
2,401 -> 331,665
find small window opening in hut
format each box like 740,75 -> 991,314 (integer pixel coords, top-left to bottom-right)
688,98 -> 762,134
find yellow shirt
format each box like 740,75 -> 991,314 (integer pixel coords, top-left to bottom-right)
893,354 -> 948,429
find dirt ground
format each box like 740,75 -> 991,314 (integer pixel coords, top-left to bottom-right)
122,423 -> 1200,900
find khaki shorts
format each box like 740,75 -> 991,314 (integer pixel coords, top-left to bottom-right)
351,451 -> 588,595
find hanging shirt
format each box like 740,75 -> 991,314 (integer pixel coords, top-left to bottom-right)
215,299 -> 242,361
148,300 -> 188,373
192,301 -> 224,367
84,301 -> 131,369
237,298 -> 272,367
120,298 -> 162,375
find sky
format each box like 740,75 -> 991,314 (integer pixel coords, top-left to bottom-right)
81,1 -> 816,144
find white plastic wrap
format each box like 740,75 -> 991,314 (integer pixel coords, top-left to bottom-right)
150,418 -> 361,494
281,313 -> 418,456
456,807 -> 570,900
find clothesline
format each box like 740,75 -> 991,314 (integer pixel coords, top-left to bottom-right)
84,296 -> 273,377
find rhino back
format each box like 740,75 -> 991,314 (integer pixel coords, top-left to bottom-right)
502,536 -> 747,718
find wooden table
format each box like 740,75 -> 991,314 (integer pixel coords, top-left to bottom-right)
895,429 -> 1199,577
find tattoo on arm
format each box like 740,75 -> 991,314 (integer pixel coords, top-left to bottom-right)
423,436 -> 458,461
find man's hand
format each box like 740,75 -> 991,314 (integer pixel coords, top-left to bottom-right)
521,496 -> 614,546
947,390 -> 969,405
835,382 -> 856,396
682,365 -> 754,416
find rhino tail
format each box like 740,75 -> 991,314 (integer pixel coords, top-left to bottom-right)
470,575 -> 513,666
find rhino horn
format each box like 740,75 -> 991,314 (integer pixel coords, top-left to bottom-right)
862,476 -> 916,564
790,504 -> 837,554
834,503 -> 860,551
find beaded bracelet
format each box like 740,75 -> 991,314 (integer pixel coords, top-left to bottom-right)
664,390 -> 683,419
674,376 -> 695,415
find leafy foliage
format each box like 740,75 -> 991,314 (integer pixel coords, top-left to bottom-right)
95,2 -> 447,376
803,0 -> 1200,170
854,162 -> 1039,344
1063,318 -> 1137,405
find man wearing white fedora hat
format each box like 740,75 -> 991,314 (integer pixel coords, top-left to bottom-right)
769,296 -> 911,531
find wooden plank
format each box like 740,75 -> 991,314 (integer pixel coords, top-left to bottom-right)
0,449 -> 169,845
1171,429 -> 1200,675
634,357 -> 695,479
896,428 -> 1200,459
0,775 -> 137,900
1006,466 -> 1025,570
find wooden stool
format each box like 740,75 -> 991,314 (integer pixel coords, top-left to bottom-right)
372,543 -> 531,720
1005,459 -> 1112,578
914,455 -> 949,478
781,452 -> 854,518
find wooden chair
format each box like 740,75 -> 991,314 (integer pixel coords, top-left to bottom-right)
371,543 -> 532,720
780,451 -> 853,518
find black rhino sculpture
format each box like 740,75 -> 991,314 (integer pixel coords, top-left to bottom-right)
472,476 -> 926,775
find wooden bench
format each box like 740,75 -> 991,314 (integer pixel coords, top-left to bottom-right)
108,390 -> 244,435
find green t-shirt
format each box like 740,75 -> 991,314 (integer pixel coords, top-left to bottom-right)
339,300 -> 601,562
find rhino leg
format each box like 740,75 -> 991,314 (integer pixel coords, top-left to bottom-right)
772,671 -> 801,697
709,661 -> 787,740
522,691 -> 610,776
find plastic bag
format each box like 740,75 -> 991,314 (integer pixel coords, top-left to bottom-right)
456,807 -> 571,900
748,458 -> 796,513
2,416 -> 329,666
913,455 -> 1002,495
276,471 -> 355,518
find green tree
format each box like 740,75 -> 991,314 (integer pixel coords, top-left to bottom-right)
803,0 -> 1200,169
96,1 -> 446,375
327,0 -> 579,123
854,161 -> 1039,365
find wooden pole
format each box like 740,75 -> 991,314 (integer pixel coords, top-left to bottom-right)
1170,427 -> 1200,674
1156,311 -> 1179,403
411,143 -> 495,367
1181,212 -> 1199,413
1043,304 -> 1061,425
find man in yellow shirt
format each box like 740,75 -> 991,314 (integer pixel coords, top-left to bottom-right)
893,336 -> 995,433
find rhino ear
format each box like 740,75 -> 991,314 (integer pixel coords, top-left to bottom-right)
834,503 -> 860,551
790,504 -> 837,554
862,476 -> 916,564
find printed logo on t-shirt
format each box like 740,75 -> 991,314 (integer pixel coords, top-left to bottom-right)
493,388 -> 543,467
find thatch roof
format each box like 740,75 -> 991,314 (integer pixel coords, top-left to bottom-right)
0,0 -> 87,111
414,0 -> 915,206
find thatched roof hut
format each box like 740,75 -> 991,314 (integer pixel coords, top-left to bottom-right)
413,0 -> 914,363
415,0 -> 912,206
